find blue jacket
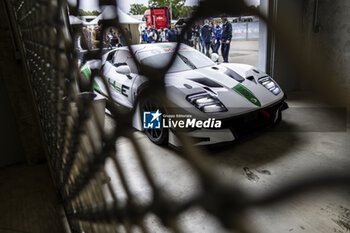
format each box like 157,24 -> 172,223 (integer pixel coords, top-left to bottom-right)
221,21 -> 232,41
167,29 -> 178,42
201,25 -> 212,43
145,30 -> 154,42
143,30 -> 149,42
213,25 -> 222,41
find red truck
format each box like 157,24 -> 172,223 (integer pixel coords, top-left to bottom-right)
143,7 -> 171,29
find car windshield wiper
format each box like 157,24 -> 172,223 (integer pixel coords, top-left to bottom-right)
178,53 -> 197,70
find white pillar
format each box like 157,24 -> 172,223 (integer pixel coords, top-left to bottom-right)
258,0 -> 269,72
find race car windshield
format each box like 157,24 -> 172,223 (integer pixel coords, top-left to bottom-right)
141,51 -> 215,73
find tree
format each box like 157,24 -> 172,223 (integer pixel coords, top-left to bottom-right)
177,5 -> 197,18
91,10 -> 101,16
129,3 -> 148,15
78,9 -> 100,16
148,0 -> 185,20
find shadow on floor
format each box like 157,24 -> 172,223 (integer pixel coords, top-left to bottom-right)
204,121 -> 303,168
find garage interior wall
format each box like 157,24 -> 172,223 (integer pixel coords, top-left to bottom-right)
299,0 -> 350,98
0,0 -> 46,166
0,2 -> 25,166
0,71 -> 24,166
266,0 -> 350,105
269,0 -> 304,92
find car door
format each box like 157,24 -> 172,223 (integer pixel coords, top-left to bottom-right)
103,50 -> 136,109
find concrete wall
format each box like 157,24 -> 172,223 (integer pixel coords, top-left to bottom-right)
0,75 -> 25,166
299,0 -> 350,102
268,0 -> 305,92
270,0 -> 350,105
0,2 -> 25,166
0,1 -> 46,166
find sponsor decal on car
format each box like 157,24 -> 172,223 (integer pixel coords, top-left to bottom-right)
108,78 -> 122,93
233,84 -> 261,107
143,110 -> 222,129
81,65 -> 102,92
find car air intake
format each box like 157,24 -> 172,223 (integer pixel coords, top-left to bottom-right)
191,78 -> 223,88
246,75 -> 257,84
224,67 -> 245,83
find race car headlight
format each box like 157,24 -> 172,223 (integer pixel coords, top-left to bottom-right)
258,76 -> 281,95
187,93 -> 227,113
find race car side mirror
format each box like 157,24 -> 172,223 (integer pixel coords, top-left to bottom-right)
115,65 -> 131,76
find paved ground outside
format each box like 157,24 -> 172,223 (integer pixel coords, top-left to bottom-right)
228,39 -> 259,67
194,39 -> 259,67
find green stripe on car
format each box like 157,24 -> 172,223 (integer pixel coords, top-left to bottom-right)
81,66 -> 102,92
233,84 -> 261,107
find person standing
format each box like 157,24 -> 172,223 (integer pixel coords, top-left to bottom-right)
107,29 -> 118,47
141,27 -> 146,43
199,24 -> 205,53
160,28 -> 167,42
164,28 -> 169,42
221,17 -> 232,63
209,21 -> 215,52
83,27 -> 92,49
143,27 -> 148,43
167,23 -> 178,42
74,27 -> 90,65
151,27 -> 159,42
201,19 -> 213,57
213,20 -> 222,53
110,31 -> 119,47
145,26 -> 153,43
192,24 -> 201,51
91,20 -> 103,48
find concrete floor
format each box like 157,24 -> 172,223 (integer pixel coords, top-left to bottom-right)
0,95 -> 348,233
1,40 -> 349,233
102,41 -> 350,232
104,91 -> 350,233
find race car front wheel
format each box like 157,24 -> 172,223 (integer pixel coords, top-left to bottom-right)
140,98 -> 168,145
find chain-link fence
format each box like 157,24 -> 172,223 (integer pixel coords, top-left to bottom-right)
5,0 -> 350,232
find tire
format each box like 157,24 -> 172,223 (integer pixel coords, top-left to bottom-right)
140,97 -> 168,145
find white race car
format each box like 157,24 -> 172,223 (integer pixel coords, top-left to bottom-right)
81,43 -> 288,146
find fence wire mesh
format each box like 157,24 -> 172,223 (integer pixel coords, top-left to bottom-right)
6,0 -> 350,232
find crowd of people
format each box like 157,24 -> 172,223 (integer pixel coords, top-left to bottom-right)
79,21 -> 133,50
77,18 -> 233,64
140,23 -> 184,43
140,17 -> 233,63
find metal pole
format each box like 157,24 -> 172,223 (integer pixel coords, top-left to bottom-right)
246,22 -> 249,40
